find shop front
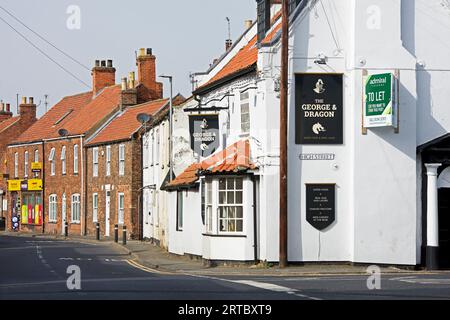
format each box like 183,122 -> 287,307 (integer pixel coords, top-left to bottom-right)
8,179 -> 43,232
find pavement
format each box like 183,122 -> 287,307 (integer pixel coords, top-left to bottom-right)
0,231 -> 437,277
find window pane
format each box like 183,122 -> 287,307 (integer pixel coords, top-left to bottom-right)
236,220 -> 243,232
227,191 -> 234,204
228,220 -> 236,232
227,178 -> 235,189
219,179 -> 226,190
235,191 -> 243,204
228,207 -> 235,218
219,207 -> 226,218
219,191 -> 226,204
219,219 -> 227,232
236,207 -> 243,218
235,178 -> 243,190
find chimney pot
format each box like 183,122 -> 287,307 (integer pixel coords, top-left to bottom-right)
0,102 -> 4,112
101,60 -> 106,67
147,48 -> 153,55
95,60 -> 100,67
139,48 -> 146,57
107,60 -> 113,68
21,97 -> 27,105
6,103 -> 10,113
245,20 -> 253,29
121,77 -> 128,91
29,97 -> 34,105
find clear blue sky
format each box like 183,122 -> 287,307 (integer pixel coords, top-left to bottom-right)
0,0 -> 256,117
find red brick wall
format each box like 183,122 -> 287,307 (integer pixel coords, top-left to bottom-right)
43,138 -> 83,236
92,67 -> 116,96
85,139 -> 141,240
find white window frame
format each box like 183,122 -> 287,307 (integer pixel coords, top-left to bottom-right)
176,191 -> 183,231
119,144 -> 125,176
217,177 -> 244,234
49,148 -> 56,176
92,193 -> 98,223
24,151 -> 29,178
49,194 -> 57,223
34,149 -> 39,163
14,152 -> 18,178
73,145 -> 79,174
61,146 -> 66,175
240,91 -> 251,134
155,129 -> 160,165
118,193 -> 125,225
71,194 -> 81,223
205,180 -> 213,233
93,147 -> 99,177
106,145 -> 111,176
150,132 -> 154,166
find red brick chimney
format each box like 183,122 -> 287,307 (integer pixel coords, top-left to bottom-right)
136,48 -> 163,103
92,60 -> 116,96
19,97 -> 37,122
0,102 -> 13,122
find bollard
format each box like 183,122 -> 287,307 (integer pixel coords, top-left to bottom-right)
114,224 -> 119,243
122,226 -> 127,245
64,222 -> 68,237
96,223 -> 100,241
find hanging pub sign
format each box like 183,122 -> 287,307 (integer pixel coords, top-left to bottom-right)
189,114 -> 220,157
363,72 -> 398,128
306,184 -> 336,231
295,74 -> 343,145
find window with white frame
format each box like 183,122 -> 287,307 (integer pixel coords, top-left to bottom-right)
143,138 -> 149,169
118,193 -> 125,225
71,194 -> 81,223
218,177 -> 244,233
240,91 -> 250,134
34,149 -> 39,163
93,147 -> 99,177
92,193 -> 98,223
150,132 -> 154,166
73,145 -> 79,174
49,148 -> 56,176
106,145 -> 111,176
14,152 -> 18,178
119,144 -> 125,176
24,151 -> 29,177
61,146 -> 66,175
155,129 -> 160,165
201,179 -> 213,233
176,191 -> 183,231
49,194 -> 57,222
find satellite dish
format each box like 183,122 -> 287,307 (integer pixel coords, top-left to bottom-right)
137,113 -> 151,124
58,129 -> 69,137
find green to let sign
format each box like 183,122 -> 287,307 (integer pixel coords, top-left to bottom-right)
364,73 -> 396,128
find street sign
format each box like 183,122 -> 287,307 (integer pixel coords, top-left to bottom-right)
364,72 -> 397,128
306,184 -> 336,231
295,74 -> 344,145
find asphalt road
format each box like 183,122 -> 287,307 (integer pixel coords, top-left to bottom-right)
1,235 -> 450,300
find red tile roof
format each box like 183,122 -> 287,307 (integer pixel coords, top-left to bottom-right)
0,116 -> 20,133
167,139 -> 256,189
87,98 -> 169,146
197,19 -> 282,92
13,91 -> 93,144
13,85 -> 124,144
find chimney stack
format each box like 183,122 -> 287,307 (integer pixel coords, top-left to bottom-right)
19,96 -> 37,121
225,39 -> 233,51
92,59 -> 116,96
136,48 -> 163,102
0,101 -> 13,122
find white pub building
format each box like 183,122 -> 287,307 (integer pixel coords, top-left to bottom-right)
161,0 -> 450,269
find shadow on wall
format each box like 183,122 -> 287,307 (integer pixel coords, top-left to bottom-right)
287,9 -> 311,262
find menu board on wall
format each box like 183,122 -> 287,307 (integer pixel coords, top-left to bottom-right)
306,184 -> 336,231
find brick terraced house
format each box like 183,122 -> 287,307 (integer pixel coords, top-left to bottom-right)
84,98 -> 169,240
5,49 -> 163,235
0,99 -> 37,229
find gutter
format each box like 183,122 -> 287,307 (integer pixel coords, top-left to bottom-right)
193,64 -> 257,96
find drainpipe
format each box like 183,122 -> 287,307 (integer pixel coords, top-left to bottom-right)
139,134 -> 144,241
252,175 -> 259,264
42,142 -> 45,234
81,136 -> 86,236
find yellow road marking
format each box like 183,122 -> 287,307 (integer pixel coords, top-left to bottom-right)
126,259 -> 172,275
